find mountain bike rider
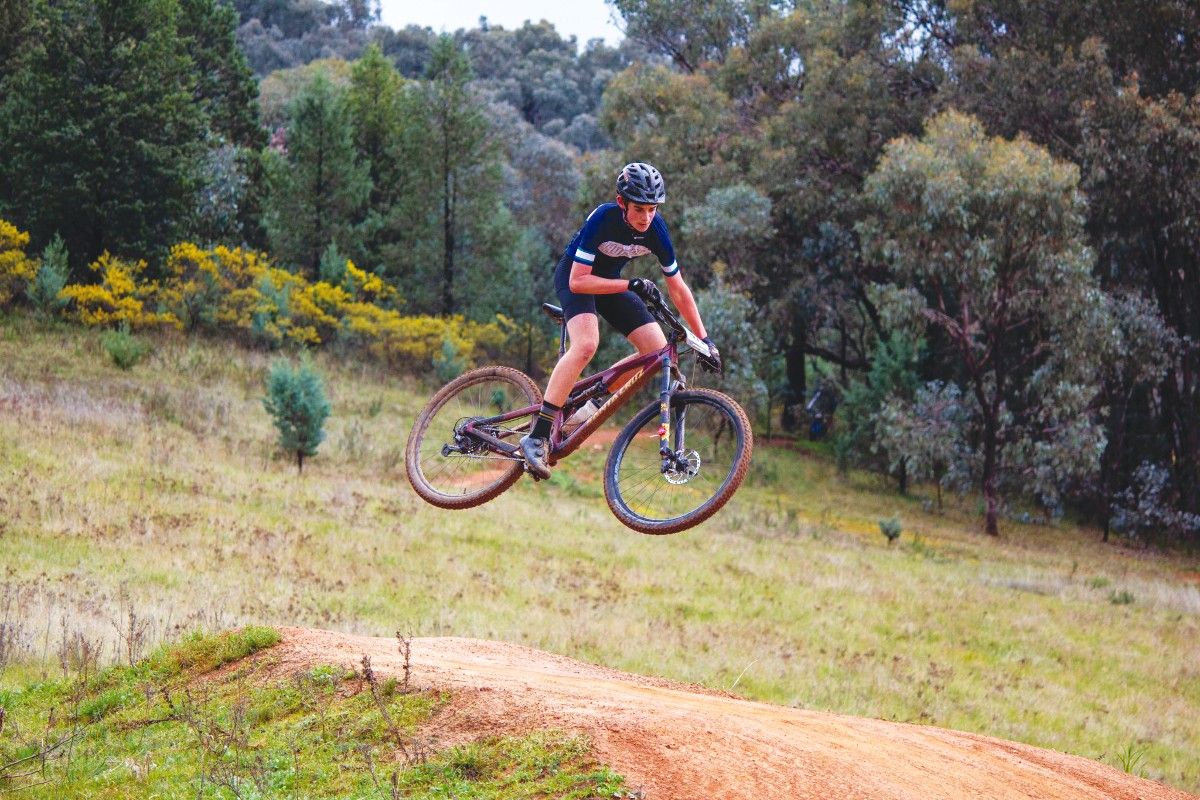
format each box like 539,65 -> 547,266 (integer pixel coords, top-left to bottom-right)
518,162 -> 722,480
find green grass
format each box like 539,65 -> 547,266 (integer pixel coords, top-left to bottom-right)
1,311 -> 1199,793
0,628 -> 628,798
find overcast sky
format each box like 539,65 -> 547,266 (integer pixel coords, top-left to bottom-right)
375,0 -> 626,47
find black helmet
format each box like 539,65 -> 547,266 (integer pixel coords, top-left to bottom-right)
616,162 -> 666,205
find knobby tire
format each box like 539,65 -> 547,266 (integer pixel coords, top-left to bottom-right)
405,366 -> 541,509
604,388 -> 753,534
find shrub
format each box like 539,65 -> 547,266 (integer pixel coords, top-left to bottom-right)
263,357 -> 331,473
26,234 -> 70,315
40,237 -> 507,374
0,218 -> 38,308
879,516 -> 902,545
158,241 -> 224,330
1110,461 -> 1200,543
432,333 -> 467,383
318,241 -> 347,286
61,252 -> 177,328
1109,590 -> 1136,606
101,323 -> 151,370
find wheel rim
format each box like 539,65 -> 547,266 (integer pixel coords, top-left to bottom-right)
414,376 -> 531,500
611,397 -> 740,523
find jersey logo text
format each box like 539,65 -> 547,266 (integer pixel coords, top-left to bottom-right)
597,242 -> 652,259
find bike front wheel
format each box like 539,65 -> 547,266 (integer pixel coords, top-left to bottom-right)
405,366 -> 541,509
604,388 -> 753,534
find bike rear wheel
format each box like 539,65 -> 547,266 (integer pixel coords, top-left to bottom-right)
405,366 -> 541,509
604,388 -> 752,534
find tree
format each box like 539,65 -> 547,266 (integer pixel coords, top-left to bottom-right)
1078,85 -> 1200,530
180,0 -> 263,149
834,333 -> 922,492
680,184 -> 774,290
600,63 -> 743,212
859,111 -> 1114,535
737,7 -> 937,417
178,0 -> 265,247
866,0 -> 1200,537
878,380 -> 972,512
348,45 -> 405,202
611,0 -> 770,73
258,58 -> 354,130
409,35 -> 514,316
262,70 -> 369,276
26,235 -> 70,316
0,0 -> 206,271
0,0 -> 33,98
262,357 -> 331,474
346,44 -> 405,274
692,279 -> 769,417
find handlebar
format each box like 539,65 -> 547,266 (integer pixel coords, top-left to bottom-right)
641,293 -> 719,371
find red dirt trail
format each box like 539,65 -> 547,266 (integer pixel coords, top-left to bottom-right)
270,627 -> 1194,800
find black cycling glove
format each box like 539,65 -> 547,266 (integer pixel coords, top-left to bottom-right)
627,277 -> 663,306
702,336 -> 723,374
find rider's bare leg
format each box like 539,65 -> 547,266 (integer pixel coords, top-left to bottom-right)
604,321 -> 667,395
543,313 -> 600,407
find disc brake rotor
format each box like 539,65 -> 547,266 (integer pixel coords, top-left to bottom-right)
663,450 -> 701,484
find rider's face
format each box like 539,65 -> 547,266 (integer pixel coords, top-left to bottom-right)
617,197 -> 657,232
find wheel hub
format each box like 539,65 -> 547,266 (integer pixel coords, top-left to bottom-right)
663,450 -> 701,484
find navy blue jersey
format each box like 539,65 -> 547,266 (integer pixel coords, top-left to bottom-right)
562,203 -> 678,279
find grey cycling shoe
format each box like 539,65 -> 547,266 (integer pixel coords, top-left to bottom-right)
519,435 -> 551,480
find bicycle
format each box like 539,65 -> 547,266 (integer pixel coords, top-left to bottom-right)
404,294 -> 753,534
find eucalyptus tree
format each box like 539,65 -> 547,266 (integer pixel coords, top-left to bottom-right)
859,111 -> 1114,535
890,0 -> 1200,529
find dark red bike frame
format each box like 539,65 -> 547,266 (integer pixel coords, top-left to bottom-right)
460,339 -> 681,462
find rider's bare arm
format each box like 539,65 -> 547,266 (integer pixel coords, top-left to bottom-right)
568,262 -> 633,295
665,272 -> 708,339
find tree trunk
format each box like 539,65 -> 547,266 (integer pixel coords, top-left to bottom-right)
524,321 -> 534,377
982,416 -> 1000,536
1162,366 -> 1200,518
441,133 -> 453,315
897,458 -> 908,495
782,323 -> 806,433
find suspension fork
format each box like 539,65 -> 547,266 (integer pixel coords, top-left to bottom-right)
657,348 -> 695,474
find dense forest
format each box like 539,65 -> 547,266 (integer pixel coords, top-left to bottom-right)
1,0 -> 1198,543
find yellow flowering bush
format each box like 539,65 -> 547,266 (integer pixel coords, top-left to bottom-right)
49,238 -> 515,370
342,259 -> 399,304
61,252 -> 177,328
0,219 -> 38,308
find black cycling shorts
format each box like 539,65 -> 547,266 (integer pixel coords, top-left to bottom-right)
553,254 -> 655,337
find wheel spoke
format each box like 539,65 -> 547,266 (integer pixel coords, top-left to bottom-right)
610,394 -> 743,525
408,371 -> 535,504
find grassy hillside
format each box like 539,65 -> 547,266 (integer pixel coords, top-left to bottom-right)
1,311 -> 1198,793
1,627 -> 630,797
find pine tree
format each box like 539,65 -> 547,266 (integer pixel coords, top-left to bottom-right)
262,358 -> 332,474
263,71 -> 369,277
347,44 -> 406,276
26,235 -> 70,316
178,0 -> 263,150
401,35 -> 517,316
0,0 -> 206,271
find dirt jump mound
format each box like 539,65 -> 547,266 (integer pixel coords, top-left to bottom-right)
269,628 -> 1193,800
